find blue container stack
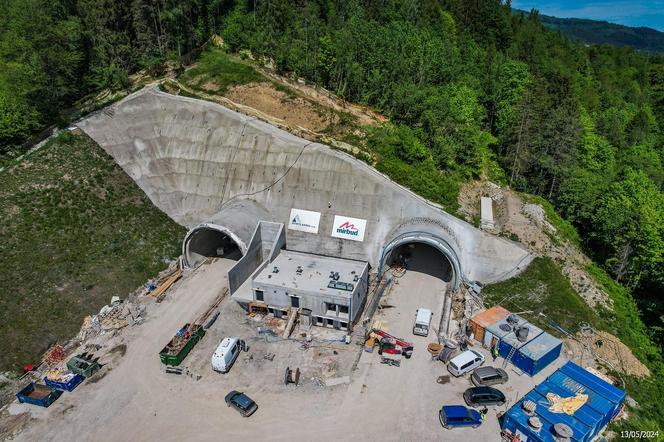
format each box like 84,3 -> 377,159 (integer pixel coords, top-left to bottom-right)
515,333 -> 563,376
502,361 -> 625,442
484,312 -> 562,376
485,314 -> 528,348
498,321 -> 543,359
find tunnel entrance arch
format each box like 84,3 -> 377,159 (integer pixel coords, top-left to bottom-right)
378,232 -> 462,292
183,223 -> 245,268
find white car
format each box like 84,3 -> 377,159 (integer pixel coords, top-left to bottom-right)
448,350 -> 485,377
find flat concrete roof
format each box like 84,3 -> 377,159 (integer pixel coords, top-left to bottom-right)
253,250 -> 368,298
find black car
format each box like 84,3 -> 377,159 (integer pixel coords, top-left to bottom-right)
471,366 -> 509,387
463,387 -> 506,406
225,390 -> 258,417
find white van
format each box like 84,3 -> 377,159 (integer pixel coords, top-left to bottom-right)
448,350 -> 485,377
413,308 -> 433,337
211,337 -> 247,373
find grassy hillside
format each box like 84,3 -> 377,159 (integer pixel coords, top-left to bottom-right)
514,9 -> 664,53
482,257 -> 600,332
0,132 -> 185,372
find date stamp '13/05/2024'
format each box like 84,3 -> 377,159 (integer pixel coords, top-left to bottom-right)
620,431 -> 660,439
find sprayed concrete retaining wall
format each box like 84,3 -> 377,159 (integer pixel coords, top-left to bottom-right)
78,86 -> 532,290
228,221 -> 285,295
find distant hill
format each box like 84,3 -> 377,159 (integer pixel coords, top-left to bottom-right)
514,9 -> 664,54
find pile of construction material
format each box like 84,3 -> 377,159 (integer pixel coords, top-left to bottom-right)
44,368 -> 75,383
44,368 -> 83,392
143,258 -> 184,302
77,296 -> 146,340
163,324 -> 202,356
42,345 -> 67,366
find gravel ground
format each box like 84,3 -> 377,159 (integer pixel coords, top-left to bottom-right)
3,256 -> 565,442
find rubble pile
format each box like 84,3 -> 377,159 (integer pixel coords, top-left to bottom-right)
41,345 -> 66,365
78,296 -> 146,341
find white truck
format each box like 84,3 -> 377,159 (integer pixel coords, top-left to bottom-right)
413,308 -> 433,337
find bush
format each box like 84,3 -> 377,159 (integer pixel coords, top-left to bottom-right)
179,47 -> 263,95
142,57 -> 167,78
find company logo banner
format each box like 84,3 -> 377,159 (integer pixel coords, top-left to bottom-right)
331,215 -> 367,242
288,208 -> 321,234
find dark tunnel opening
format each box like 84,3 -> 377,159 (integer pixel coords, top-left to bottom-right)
185,227 -> 242,267
385,242 -> 453,282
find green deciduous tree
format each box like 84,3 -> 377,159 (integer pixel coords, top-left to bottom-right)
593,169 -> 664,289
0,92 -> 39,154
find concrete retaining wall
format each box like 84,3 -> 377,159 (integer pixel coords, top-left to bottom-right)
78,86 -> 532,288
228,221 -> 284,294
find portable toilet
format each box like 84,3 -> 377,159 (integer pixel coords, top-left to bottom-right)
468,306 -> 509,346
484,314 -> 527,351
498,321 -> 544,360
514,332 -> 563,376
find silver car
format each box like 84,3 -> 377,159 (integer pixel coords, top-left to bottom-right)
471,366 -> 509,386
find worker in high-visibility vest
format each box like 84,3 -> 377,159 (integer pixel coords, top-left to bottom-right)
492,344 -> 499,361
480,407 -> 488,421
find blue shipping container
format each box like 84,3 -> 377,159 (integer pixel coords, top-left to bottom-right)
502,361 -> 625,442
498,321 -> 544,360
513,333 -> 562,376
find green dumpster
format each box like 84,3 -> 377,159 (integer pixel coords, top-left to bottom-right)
67,353 -> 101,378
159,323 -> 205,366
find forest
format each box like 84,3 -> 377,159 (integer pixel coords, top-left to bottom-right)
1,1 -> 662,347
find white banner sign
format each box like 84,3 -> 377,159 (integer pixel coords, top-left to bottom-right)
288,208 -> 321,234
331,215 -> 367,242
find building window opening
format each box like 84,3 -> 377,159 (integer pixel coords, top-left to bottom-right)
325,303 -> 337,316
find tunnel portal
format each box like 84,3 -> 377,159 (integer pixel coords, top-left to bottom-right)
183,225 -> 242,267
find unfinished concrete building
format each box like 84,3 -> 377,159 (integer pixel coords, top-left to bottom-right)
252,250 -> 369,331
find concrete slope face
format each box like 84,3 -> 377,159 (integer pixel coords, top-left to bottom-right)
79,87 -> 531,289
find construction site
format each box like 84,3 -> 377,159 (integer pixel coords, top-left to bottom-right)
0,85 -> 631,442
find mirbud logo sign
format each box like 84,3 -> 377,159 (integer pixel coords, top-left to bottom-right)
288,208 -> 321,234
331,215 -> 367,242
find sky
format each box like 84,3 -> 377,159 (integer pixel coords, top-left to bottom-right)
511,0 -> 664,31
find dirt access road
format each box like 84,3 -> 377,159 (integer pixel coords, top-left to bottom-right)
337,244 -> 502,442
6,257 -> 560,441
